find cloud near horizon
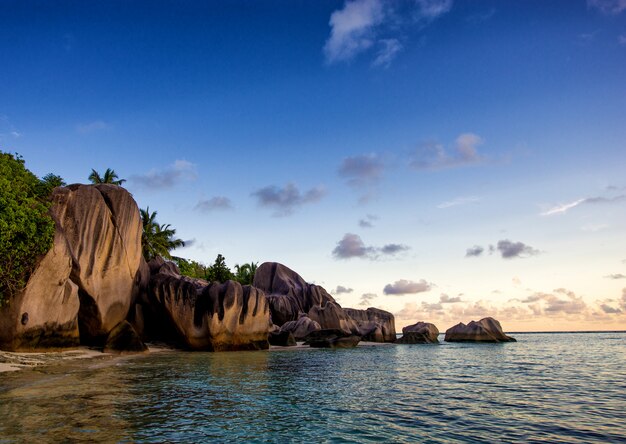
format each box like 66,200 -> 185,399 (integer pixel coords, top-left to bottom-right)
359,293 -> 378,306
395,287 -> 626,328
251,183 -> 326,216
383,279 -> 432,295
605,273 -> 626,279
130,159 -> 197,189
410,133 -> 485,170
332,233 -> 410,260
333,285 -> 354,294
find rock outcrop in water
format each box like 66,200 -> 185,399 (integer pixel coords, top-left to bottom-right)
146,258 -> 271,351
444,317 -> 516,343
252,262 -> 396,342
396,321 -> 439,344
0,184 -> 143,351
343,307 -> 396,342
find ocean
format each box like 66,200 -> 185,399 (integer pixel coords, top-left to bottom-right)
1,332 -> 625,443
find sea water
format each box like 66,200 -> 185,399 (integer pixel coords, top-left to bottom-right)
1,332 -> 625,443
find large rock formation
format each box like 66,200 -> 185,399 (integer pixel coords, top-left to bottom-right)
397,321 -> 439,344
279,315 -> 321,340
343,307 -> 396,342
147,259 -> 271,351
444,317 -> 516,343
252,262 -> 337,326
253,262 -> 381,340
0,184 -> 143,351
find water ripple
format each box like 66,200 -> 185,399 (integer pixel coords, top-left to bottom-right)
0,332 -> 625,443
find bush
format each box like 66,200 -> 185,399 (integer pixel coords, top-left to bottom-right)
0,152 -> 56,306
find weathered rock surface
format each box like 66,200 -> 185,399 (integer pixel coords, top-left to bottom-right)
268,330 -> 297,347
253,262 -> 379,341
308,302 -> 360,336
0,231 -> 80,351
444,317 -> 516,343
304,329 -> 361,349
253,262 -> 337,326
0,184 -> 143,351
103,321 -> 147,354
148,260 -> 271,351
343,307 -> 396,342
52,184 -> 142,343
397,321 -> 439,344
279,315 -> 321,340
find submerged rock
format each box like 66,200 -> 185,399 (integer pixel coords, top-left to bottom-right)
304,329 -> 361,349
343,307 -> 396,342
148,260 -> 271,351
444,317 -> 516,343
103,321 -> 147,354
0,184 -> 143,351
397,321 -> 439,344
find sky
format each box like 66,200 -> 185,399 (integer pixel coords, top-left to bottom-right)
1,0 -> 625,332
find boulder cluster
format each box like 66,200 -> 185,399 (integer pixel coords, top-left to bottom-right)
0,184 -> 515,354
0,185 -> 396,352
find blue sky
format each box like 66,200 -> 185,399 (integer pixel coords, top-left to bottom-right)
1,0 -> 625,330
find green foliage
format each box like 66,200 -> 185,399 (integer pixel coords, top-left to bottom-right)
0,152 -> 56,305
234,262 -> 258,285
88,168 -> 125,185
36,173 -> 66,196
174,254 -> 257,285
207,254 -> 234,283
141,207 -> 185,260
173,257 -> 209,280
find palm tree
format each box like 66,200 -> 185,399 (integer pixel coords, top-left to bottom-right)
88,168 -> 126,185
140,207 -> 185,260
234,261 -> 258,285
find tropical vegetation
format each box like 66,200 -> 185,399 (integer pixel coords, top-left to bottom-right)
173,255 -> 258,285
140,207 -> 185,260
88,168 -> 125,185
0,152 -> 57,306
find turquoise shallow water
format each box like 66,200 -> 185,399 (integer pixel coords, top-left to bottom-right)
1,332 -> 625,443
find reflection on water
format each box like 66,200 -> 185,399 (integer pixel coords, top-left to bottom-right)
1,333 -> 625,442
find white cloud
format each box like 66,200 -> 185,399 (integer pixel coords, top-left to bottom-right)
541,199 -> 586,216
324,0 -> 387,64
619,34 -> 626,45
437,195 -> 480,209
541,195 -> 626,216
371,38 -> 403,68
416,0 -> 453,20
588,0 -> 626,14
